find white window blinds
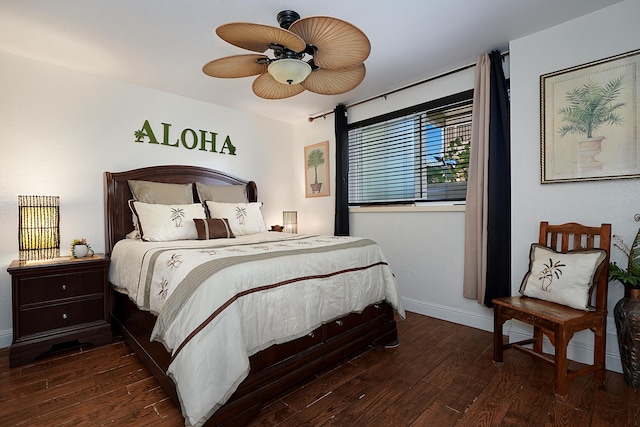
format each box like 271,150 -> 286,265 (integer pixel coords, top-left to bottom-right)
348,90 -> 473,205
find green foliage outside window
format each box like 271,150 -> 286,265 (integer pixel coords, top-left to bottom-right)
426,137 -> 470,183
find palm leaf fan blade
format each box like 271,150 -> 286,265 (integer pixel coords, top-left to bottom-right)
289,16 -> 370,69
252,73 -> 305,99
216,22 -> 306,53
302,64 -> 366,95
203,54 -> 269,78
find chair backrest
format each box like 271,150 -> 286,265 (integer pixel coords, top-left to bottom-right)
539,222 -> 611,311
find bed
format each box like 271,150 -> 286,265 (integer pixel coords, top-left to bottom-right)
104,165 -> 404,427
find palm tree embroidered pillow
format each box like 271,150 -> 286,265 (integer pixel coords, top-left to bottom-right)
129,201 -> 206,241
205,201 -> 267,236
519,244 -> 607,311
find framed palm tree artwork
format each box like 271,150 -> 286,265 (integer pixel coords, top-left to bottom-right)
541,48 -> 640,183
304,141 -> 330,197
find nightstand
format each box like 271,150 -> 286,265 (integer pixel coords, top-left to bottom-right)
8,254 -> 111,367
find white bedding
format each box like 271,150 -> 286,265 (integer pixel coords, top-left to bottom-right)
109,232 -> 405,427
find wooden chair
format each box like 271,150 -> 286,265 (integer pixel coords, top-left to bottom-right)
492,221 -> 611,397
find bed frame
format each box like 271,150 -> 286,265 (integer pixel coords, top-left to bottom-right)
104,165 -> 398,426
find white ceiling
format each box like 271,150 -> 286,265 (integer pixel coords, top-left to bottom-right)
0,0 -> 622,123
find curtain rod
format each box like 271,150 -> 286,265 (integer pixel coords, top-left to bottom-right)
307,50 -> 509,122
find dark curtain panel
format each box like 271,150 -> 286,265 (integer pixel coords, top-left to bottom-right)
484,50 -> 511,306
334,104 -> 350,236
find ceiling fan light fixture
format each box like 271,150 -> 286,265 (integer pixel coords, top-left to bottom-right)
268,58 -> 311,85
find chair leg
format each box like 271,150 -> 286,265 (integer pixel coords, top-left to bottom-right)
554,327 -> 568,398
493,306 -> 505,366
533,326 -> 543,353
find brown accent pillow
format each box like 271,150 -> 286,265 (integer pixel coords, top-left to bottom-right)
193,218 -> 235,240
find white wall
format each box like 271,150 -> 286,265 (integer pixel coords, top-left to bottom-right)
0,52 -> 295,347
293,61 -> 496,332
509,0 -> 640,372
293,0 -> 640,372
292,116 -> 336,235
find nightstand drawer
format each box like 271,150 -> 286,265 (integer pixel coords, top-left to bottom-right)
18,296 -> 105,336
19,270 -> 104,305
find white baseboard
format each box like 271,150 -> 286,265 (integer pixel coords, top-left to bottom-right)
0,329 -> 12,350
401,297 -> 622,374
401,296 -> 494,332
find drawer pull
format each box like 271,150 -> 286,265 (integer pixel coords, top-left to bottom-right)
308,332 -> 315,339
335,320 -> 344,327
62,313 -> 68,320
62,284 -> 67,291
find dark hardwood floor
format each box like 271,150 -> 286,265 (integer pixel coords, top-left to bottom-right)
1,311 -> 638,426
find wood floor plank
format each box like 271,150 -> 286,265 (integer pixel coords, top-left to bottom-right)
0,346 -> 140,414
545,400 -> 592,427
362,379 -> 442,426
1,314 -> 637,427
499,363 -> 556,426
322,377 -> 411,426
2,368 -> 148,426
456,396 -> 513,427
420,349 -> 476,387
482,351 -> 538,403
432,371 -> 490,414
245,399 -> 296,427
1,361 -> 146,420
409,399 -> 460,427
286,391 -> 349,426
52,383 -> 169,426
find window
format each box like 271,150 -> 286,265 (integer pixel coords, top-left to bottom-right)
348,90 -> 473,205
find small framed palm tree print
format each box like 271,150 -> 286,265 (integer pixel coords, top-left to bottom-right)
304,141 -> 330,197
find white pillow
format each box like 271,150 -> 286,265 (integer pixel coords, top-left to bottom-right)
130,201 -> 206,241
519,244 -> 607,311
205,201 -> 267,236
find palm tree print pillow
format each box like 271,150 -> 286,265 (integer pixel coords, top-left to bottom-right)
129,201 -> 206,241
205,201 -> 267,236
519,244 -> 607,311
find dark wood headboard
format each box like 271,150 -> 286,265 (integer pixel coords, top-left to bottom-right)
103,165 -> 257,256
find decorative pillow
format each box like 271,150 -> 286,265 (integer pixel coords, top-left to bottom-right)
128,180 -> 194,204
205,201 -> 267,236
129,201 -> 206,241
193,218 -> 235,240
195,182 -> 248,203
519,244 -> 607,311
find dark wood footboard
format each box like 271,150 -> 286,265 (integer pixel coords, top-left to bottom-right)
111,290 -> 398,426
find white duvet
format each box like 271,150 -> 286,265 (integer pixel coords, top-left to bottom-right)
109,232 -> 405,427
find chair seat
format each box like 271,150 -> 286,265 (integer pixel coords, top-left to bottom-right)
493,296 -> 605,326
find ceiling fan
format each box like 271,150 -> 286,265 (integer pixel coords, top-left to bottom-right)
202,10 -> 371,100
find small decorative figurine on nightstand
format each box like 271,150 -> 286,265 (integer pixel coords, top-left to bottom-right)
70,238 -> 94,258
